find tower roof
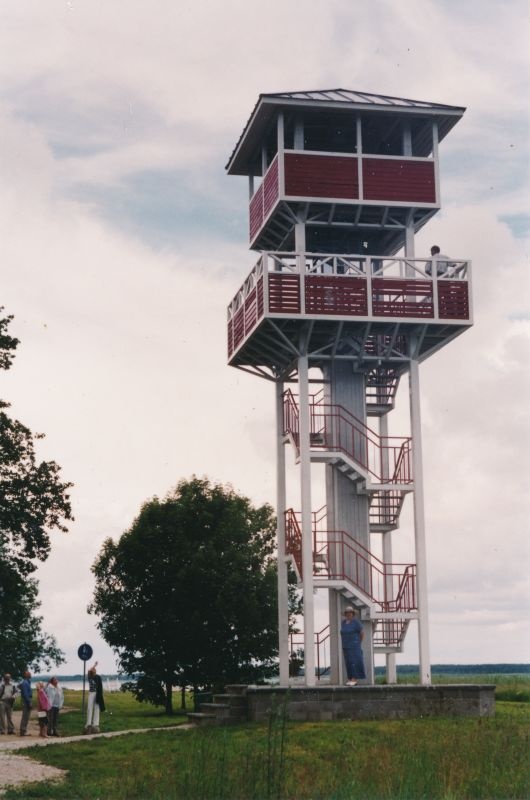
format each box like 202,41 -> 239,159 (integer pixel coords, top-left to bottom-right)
226,88 -> 466,175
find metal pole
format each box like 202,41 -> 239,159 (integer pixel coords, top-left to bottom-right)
298,353 -> 316,686
409,358 -> 431,685
82,660 -> 87,716
276,379 -> 290,686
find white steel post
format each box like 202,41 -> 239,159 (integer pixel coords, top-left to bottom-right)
380,413 -> 397,684
298,353 -> 316,686
276,380 -> 290,686
408,357 -> 431,685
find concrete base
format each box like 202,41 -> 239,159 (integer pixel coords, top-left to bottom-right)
246,684 -> 495,722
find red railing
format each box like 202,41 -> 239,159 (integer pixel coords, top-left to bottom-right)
289,625 -> 331,678
285,508 -> 416,614
283,389 -> 412,484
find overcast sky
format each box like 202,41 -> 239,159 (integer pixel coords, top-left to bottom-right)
1,0 -> 528,675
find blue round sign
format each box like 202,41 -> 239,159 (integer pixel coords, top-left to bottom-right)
78,643 -> 93,661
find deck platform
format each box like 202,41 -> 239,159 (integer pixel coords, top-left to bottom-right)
246,684 -> 495,722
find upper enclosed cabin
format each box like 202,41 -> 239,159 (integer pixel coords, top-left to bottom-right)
226,89 -> 465,253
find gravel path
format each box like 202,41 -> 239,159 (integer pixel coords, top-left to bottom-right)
0,709 -> 194,793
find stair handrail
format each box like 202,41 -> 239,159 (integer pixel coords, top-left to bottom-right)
283,391 -> 412,484
286,507 -> 416,613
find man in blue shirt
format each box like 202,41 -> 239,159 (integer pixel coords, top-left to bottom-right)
19,671 -> 32,736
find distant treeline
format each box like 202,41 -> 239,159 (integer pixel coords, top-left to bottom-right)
374,664 -> 530,676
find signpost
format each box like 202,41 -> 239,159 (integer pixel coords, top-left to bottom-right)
78,642 -> 93,715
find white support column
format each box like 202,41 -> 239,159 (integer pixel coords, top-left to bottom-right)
295,222 -> 306,314
380,413 -> 397,684
409,357 -> 431,685
294,116 -> 304,150
276,380 -> 290,686
403,121 -> 412,157
356,114 -> 363,201
432,121 -> 440,206
277,112 -> 284,155
298,353 -> 316,686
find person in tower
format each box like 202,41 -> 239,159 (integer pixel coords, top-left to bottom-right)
340,606 -> 366,686
0,673 -> 18,735
84,662 -> 105,734
426,245 -> 451,277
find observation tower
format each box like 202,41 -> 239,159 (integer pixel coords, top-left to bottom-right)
225,89 -> 471,686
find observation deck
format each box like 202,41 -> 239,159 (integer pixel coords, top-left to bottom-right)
249,150 -> 438,251
227,252 -> 472,373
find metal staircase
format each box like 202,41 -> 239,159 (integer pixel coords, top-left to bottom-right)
283,389 -> 412,533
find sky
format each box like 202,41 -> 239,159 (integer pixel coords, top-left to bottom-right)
0,0 -> 529,675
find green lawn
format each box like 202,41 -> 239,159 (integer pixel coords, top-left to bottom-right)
54,689 -> 189,736
5,696 -> 529,800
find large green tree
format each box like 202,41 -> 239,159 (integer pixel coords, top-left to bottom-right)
89,477 -> 297,713
0,309 -> 73,672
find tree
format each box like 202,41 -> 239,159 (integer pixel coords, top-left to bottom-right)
0,309 -> 73,671
89,477 -> 299,713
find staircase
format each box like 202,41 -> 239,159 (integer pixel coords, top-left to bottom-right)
187,685 -> 248,727
283,390 -> 412,534
285,509 -> 416,617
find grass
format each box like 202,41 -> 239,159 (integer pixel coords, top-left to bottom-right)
4,696 -> 529,800
53,689 -> 189,736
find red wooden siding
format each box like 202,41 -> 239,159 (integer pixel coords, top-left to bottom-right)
227,278 -> 265,358
263,158 -> 279,217
372,279 -> 434,317
438,281 -> 469,319
284,153 -> 359,199
305,276 -> 367,315
363,159 -> 436,203
268,273 -> 301,314
249,186 -> 263,240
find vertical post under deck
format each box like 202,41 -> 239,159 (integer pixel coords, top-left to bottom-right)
276,380 -> 290,686
409,358 -> 431,685
298,353 -> 316,686
380,414 -> 397,684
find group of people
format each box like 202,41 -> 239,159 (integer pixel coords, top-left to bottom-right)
0,664 -> 105,738
0,671 -> 64,738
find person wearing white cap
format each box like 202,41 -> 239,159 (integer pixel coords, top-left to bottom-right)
340,607 -> 366,686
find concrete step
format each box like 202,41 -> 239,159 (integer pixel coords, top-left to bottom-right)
213,693 -> 247,707
201,703 -> 247,722
224,684 -> 249,696
186,712 -> 217,727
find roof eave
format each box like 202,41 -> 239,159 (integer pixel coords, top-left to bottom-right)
226,93 -> 466,176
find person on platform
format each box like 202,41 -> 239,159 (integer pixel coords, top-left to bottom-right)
426,245 -> 451,277
85,663 -> 105,734
340,606 -> 366,686
0,673 -> 17,735
18,670 -> 33,736
36,681 -> 51,738
45,677 -> 64,737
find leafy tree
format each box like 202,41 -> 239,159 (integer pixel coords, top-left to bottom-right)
89,477 -> 300,713
0,308 -> 73,671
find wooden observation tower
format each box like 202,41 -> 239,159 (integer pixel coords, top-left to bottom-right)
225,89 -> 471,686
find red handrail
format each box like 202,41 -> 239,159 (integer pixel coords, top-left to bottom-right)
285,508 -> 416,613
283,389 -> 412,484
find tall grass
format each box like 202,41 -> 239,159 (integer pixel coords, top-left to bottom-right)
7,702 -> 529,800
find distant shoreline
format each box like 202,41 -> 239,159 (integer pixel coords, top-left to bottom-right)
33,663 -> 530,682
